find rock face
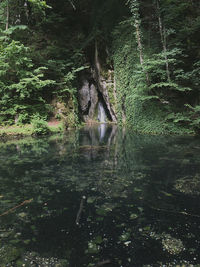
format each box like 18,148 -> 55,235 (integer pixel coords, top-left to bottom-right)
51,97 -> 77,128
78,42 -> 118,123
78,78 -> 91,116
89,83 -> 98,119
78,73 -> 98,122
96,72 -> 117,122
78,70 -> 118,123
93,42 -> 118,123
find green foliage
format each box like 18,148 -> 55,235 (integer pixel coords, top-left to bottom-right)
0,37 -> 55,125
28,0 -> 51,9
54,66 -> 85,98
52,66 -> 86,128
0,245 -> 21,266
31,115 -> 50,135
4,25 -> 28,35
27,0 -> 52,19
0,0 -> 199,133
112,1 -> 200,134
127,0 -> 140,24
113,22 -> 163,132
166,104 -> 200,134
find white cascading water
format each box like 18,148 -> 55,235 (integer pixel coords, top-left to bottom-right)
98,102 -> 107,123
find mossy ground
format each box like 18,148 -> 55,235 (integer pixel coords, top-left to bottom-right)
0,122 -> 63,139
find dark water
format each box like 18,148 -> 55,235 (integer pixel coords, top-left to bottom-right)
0,125 -> 200,267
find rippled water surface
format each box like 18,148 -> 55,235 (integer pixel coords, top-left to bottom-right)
0,125 -> 200,267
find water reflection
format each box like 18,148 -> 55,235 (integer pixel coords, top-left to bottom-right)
0,126 -> 200,266
98,123 -> 107,142
81,123 -> 117,146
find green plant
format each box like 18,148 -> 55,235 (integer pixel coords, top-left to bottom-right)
31,115 -> 49,136
0,36 -> 55,124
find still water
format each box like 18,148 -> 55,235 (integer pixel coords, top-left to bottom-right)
0,125 -> 200,267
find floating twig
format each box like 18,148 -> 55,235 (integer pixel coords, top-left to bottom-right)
95,259 -> 111,266
149,205 -> 200,218
0,199 -> 33,217
76,196 -> 86,225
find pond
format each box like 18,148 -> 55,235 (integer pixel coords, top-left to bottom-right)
0,125 -> 200,267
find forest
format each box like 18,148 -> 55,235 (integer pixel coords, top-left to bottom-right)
0,0 -> 200,135
1,1 -> 200,266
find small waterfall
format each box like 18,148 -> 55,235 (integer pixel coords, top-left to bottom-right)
98,102 -> 107,123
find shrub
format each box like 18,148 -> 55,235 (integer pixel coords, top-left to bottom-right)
31,116 -> 50,136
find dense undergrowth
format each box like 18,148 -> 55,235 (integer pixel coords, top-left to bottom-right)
112,0 -> 200,134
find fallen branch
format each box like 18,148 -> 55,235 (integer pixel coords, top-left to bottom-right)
95,259 -> 111,266
76,196 -> 86,225
0,199 -> 33,217
149,205 -> 200,218
68,0 -> 76,10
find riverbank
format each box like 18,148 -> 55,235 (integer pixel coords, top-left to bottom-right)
0,118 -> 196,143
0,122 -> 63,140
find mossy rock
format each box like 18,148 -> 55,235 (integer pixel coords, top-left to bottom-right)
51,98 -> 78,129
175,174 -> 200,195
0,245 -> 21,266
162,234 -> 184,255
21,252 -> 69,266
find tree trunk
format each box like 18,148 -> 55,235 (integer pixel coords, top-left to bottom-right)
129,0 -> 149,85
135,20 -> 144,66
134,19 -> 149,84
68,0 -> 76,10
163,26 -> 170,81
156,0 -> 170,81
6,0 -> 9,30
94,39 -> 101,77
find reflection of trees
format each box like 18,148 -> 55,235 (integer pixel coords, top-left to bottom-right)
0,128 -> 200,266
